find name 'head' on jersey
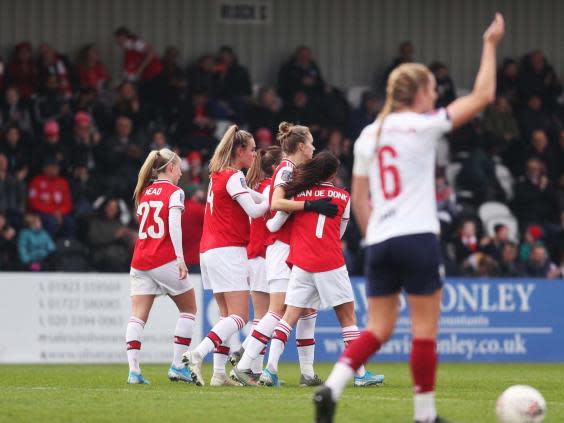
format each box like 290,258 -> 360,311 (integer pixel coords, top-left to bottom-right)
353,63 -> 453,245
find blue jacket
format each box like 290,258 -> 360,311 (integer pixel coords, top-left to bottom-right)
18,229 -> 55,263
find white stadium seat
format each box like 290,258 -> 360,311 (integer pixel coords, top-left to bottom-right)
346,85 -> 371,108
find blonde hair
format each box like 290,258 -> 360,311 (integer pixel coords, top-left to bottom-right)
376,63 -> 432,144
209,125 -> 252,173
276,121 -> 310,155
133,148 -> 178,206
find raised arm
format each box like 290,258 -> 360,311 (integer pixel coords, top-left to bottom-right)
447,13 -> 505,129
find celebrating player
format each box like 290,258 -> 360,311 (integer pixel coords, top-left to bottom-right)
252,151 -> 385,387
229,146 -> 283,380
314,13 -> 505,423
183,125 -> 269,386
231,122 -> 338,386
127,148 -> 195,385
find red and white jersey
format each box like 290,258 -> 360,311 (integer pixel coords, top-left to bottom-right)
287,183 -> 350,273
247,178 -> 271,259
353,108 -> 452,245
131,179 -> 184,270
266,159 -> 295,246
123,37 -> 163,81
200,169 -> 251,253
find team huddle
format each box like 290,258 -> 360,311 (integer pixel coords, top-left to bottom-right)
124,13 -> 505,423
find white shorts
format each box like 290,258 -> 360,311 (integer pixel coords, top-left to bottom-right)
285,265 -> 354,310
200,246 -> 249,293
249,257 -> 268,293
130,260 -> 194,297
265,240 -> 291,292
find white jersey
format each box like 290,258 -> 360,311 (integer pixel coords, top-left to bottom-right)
353,108 -> 452,245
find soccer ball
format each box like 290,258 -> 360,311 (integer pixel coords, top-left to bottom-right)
496,385 -> 546,423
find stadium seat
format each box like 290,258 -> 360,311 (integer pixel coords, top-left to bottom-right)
478,201 -> 513,222
346,85 -> 371,108
495,163 -> 514,201
445,162 -> 462,188
484,215 -> 519,241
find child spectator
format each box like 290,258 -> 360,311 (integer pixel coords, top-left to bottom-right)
18,213 -> 56,271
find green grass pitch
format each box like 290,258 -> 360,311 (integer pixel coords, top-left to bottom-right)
1,363 -> 563,422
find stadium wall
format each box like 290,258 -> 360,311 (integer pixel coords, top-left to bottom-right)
1,273 -> 563,363
0,0 -> 561,90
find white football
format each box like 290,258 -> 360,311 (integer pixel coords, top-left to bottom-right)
496,385 -> 546,423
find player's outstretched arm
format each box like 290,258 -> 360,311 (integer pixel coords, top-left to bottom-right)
447,13 -> 505,129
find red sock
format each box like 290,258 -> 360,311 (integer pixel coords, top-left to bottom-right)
339,331 -> 381,371
410,338 -> 437,394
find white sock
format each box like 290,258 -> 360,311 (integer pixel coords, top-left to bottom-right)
173,313 -> 195,368
266,320 -> 292,373
342,325 -> 365,377
325,362 -> 355,401
195,314 -> 245,360
126,317 -> 145,373
213,341 -> 230,375
414,392 -> 437,422
242,319 -> 259,350
251,347 -> 266,374
237,311 -> 280,370
296,312 -> 317,378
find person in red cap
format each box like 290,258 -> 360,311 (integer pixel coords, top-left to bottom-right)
68,112 -> 101,171
33,120 -> 68,174
255,128 -> 273,149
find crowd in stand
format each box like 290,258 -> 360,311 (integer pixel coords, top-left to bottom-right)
0,29 -> 563,278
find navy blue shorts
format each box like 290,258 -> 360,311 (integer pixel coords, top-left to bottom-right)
364,232 -> 444,297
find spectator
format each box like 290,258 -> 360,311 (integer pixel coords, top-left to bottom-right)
214,45 -> 252,122
95,115 -> 145,197
160,46 -> 188,113
181,187 -> 206,272
28,157 -> 74,237
88,197 -> 136,271
496,58 -> 519,105
254,128 -> 273,150
429,61 -> 457,107
462,252 -> 500,277
348,91 -> 380,140
0,124 -> 30,180
33,74 -> 73,126
482,96 -> 520,152
379,41 -> 414,94
518,50 -> 562,112
37,43 -> 77,99
186,54 -> 216,97
177,88 -> 217,154
6,41 -> 38,99
76,44 -> 110,92
113,26 -> 163,103
1,86 -> 33,134
512,158 -> 559,228
0,152 -> 26,223
519,224 -> 543,262
518,94 -> 553,139
112,81 -> 152,130
480,223 -> 510,261
526,243 -> 561,278
527,129 -> 559,179
72,87 -> 110,133
33,120 -> 68,174
278,45 -> 326,101
280,90 -> 324,132
248,87 -> 282,135
17,213 -> 56,271
0,211 -> 18,270
67,111 -> 101,172
453,220 -> 481,263
499,241 -> 526,277
149,128 -> 172,151
435,169 -> 458,236
69,164 -> 98,221
179,150 -> 205,190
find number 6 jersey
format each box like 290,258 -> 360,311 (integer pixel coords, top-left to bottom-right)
353,108 -> 452,245
131,179 -> 185,270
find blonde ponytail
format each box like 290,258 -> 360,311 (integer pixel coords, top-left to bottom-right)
376,63 -> 432,147
209,125 -> 252,173
133,148 -> 178,206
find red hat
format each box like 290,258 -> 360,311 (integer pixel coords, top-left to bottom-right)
255,128 -> 272,143
527,225 -> 543,240
15,41 -> 32,52
187,151 -> 203,164
74,111 -> 92,126
43,120 -> 60,136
